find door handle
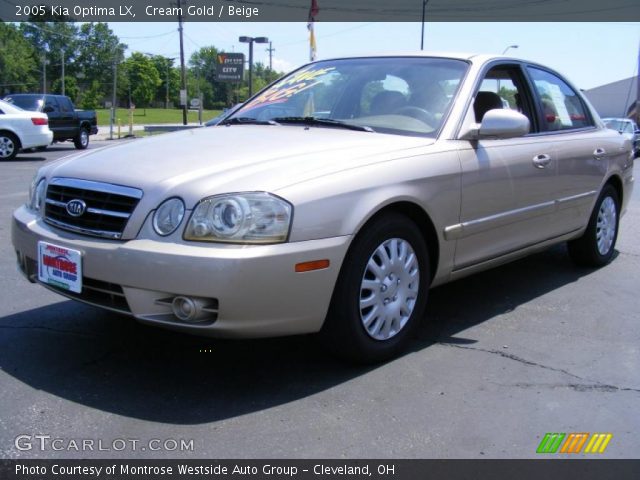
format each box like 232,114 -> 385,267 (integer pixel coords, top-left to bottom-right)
593,148 -> 606,160
532,154 -> 552,169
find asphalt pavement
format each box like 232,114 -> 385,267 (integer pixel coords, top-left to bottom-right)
0,141 -> 638,459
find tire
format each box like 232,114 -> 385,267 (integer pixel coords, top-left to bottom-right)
0,131 -> 19,161
568,184 -> 620,267
321,213 -> 430,363
74,128 -> 90,150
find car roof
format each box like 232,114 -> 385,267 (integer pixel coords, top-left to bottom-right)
316,51 -> 521,63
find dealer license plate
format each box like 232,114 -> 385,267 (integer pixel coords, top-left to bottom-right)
37,241 -> 82,293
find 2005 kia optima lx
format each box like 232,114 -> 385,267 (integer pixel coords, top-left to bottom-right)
12,53 -> 635,362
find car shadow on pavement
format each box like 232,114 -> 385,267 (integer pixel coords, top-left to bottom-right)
0,244 -> 603,425
10,154 -> 48,162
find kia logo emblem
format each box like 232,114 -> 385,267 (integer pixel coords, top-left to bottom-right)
66,199 -> 87,217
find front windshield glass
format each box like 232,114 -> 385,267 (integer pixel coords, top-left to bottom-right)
3,95 -> 43,112
228,57 -> 468,136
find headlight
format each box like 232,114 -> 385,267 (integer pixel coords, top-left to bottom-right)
28,177 -> 47,214
152,197 -> 185,236
184,192 -> 292,244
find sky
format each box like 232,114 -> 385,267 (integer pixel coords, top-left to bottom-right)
107,22 -> 640,91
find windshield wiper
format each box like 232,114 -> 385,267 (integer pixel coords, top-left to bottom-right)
272,117 -> 374,132
221,117 -> 279,126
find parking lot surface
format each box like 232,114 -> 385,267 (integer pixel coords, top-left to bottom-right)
0,142 -> 638,458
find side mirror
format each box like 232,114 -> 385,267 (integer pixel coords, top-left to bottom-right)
459,109 -> 530,140
477,109 -> 530,139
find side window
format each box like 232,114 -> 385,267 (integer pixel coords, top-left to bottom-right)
527,67 -> 593,131
59,97 -> 73,112
44,96 -> 59,113
474,65 -> 535,130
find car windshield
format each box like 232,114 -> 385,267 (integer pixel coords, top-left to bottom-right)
3,95 -> 43,112
227,57 -> 468,137
0,99 -> 26,114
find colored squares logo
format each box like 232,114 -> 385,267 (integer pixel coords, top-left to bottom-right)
537,433 -> 612,454
584,433 -> 613,454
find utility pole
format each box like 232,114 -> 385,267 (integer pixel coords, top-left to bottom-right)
42,56 -> 47,94
266,42 -> 275,70
177,0 -> 187,125
61,49 -> 65,96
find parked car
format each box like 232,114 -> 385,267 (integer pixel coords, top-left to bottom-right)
12,53 -> 634,362
3,94 -> 97,150
602,117 -> 640,158
0,99 -> 53,160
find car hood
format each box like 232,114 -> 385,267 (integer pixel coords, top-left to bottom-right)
46,125 -> 434,207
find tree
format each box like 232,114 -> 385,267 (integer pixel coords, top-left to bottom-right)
78,80 -> 103,110
0,23 -> 39,95
189,46 -> 229,108
20,22 -> 80,92
51,76 -> 80,102
148,55 -> 180,108
122,52 -> 162,108
75,23 -> 126,99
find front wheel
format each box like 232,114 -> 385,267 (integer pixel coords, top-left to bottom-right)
74,128 -> 89,150
568,184 -> 620,267
321,213 -> 430,363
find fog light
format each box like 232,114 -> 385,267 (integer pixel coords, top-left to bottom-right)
172,296 -> 202,323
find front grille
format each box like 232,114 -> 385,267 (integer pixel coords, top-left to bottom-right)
44,178 -> 143,239
42,275 -> 131,314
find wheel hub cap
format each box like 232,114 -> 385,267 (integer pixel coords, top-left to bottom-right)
0,137 -> 15,157
596,196 -> 616,256
359,238 -> 420,341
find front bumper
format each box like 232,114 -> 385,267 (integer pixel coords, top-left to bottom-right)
12,205 -> 351,338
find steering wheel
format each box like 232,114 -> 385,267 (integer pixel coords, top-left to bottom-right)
394,106 -> 436,127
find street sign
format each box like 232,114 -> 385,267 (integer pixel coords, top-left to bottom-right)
216,53 -> 244,82
190,98 -> 201,108
180,89 -> 187,106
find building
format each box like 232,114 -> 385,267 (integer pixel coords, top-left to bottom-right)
583,76 -> 638,122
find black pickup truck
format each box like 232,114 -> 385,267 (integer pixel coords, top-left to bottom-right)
3,94 -> 98,149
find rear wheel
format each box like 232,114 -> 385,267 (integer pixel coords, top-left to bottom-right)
0,132 -> 19,161
74,128 -> 89,150
322,213 -> 429,363
568,184 -> 620,267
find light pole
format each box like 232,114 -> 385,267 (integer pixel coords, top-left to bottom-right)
165,58 -> 176,109
177,0 -> 187,125
239,36 -> 269,98
502,45 -> 519,55
41,56 -> 49,94
61,49 -> 65,96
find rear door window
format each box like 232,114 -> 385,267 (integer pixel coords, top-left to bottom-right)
526,67 -> 593,132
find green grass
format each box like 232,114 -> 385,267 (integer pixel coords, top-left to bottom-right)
96,108 -> 222,126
